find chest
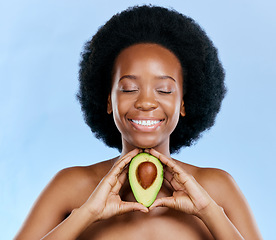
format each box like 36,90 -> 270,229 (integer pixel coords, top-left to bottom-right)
74,166 -> 215,240
78,209 -> 213,240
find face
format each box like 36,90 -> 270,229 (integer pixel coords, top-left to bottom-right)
108,43 -> 185,153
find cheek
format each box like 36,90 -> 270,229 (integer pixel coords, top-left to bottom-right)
160,95 -> 182,127
161,95 -> 182,114
112,93 -> 132,120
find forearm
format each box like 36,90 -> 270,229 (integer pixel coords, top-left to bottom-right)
41,207 -> 97,240
199,203 -> 244,240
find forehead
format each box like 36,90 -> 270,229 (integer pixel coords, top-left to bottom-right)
112,43 -> 183,82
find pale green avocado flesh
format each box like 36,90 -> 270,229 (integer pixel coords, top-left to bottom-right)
128,153 -> 163,207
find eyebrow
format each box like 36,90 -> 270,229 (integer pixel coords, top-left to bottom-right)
119,75 -> 137,82
119,75 -> 176,82
156,75 -> 176,82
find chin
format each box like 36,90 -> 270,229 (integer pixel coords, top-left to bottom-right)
123,132 -> 169,150
130,138 -> 163,150
135,144 -> 155,150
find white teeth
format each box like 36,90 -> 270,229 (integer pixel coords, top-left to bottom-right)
132,120 -> 161,126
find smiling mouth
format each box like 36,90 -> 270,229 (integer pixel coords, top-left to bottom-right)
130,119 -> 162,126
128,119 -> 164,131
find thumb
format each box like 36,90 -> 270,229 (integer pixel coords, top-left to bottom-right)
149,196 -> 176,210
119,201 -> 149,214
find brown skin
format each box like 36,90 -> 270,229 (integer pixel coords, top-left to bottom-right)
108,44 -> 185,157
15,44 -> 262,240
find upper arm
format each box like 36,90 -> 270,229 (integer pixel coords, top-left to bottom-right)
200,168 -> 263,239
14,168 -> 79,240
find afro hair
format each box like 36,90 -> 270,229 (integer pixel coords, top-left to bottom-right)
77,5 -> 226,154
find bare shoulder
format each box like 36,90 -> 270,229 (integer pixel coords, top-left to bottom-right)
15,159 -> 114,240
53,159 -> 113,208
176,161 -> 244,210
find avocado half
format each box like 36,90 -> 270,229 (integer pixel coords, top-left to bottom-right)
128,153 -> 163,207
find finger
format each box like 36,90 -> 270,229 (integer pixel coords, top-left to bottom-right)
99,149 -> 141,200
164,167 -> 174,183
150,149 -> 206,199
149,148 -> 184,175
164,170 -> 184,191
112,167 -> 128,194
167,169 -> 204,202
149,196 -> 176,210
149,149 -> 209,202
119,201 -> 149,214
149,149 -> 194,187
110,148 -> 140,176
105,149 -> 140,187
114,148 -> 142,166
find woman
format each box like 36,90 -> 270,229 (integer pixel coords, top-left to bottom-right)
15,5 -> 262,239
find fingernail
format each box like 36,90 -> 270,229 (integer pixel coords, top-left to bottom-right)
140,209 -> 148,213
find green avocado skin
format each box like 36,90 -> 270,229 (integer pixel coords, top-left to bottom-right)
128,153 -> 163,207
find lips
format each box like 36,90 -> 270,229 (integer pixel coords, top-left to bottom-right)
128,118 -> 164,132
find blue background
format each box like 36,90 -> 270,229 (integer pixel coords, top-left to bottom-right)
1,0 -> 275,239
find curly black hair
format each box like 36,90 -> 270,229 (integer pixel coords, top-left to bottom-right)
77,5 -> 226,154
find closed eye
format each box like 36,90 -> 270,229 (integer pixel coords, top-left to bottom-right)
121,89 -> 138,93
157,90 -> 172,94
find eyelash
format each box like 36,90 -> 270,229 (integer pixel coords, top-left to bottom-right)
157,90 -> 172,94
120,89 -> 172,94
121,89 -> 138,92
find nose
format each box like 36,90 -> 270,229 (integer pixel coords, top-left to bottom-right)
134,90 -> 158,111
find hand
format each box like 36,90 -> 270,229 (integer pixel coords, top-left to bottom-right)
147,148 -> 217,218
81,148 -> 148,221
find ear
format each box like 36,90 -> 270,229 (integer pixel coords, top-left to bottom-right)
107,94 -> 112,114
180,99 -> 186,117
